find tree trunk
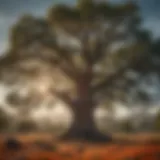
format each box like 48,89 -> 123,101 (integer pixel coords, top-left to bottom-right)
60,68 -> 112,143
60,99 -> 112,142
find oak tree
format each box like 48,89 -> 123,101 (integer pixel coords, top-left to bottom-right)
0,0 -> 152,142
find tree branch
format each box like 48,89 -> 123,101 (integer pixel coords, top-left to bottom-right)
92,65 -> 128,93
50,89 -> 73,107
80,26 -> 93,64
55,46 -> 75,67
54,45 -> 79,81
58,61 -> 78,81
92,44 -> 147,93
92,18 -> 127,63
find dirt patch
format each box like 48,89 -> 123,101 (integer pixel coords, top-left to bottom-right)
0,133 -> 159,160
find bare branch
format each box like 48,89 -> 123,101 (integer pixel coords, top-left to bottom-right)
58,61 -> 78,81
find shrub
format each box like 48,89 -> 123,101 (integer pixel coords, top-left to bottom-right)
33,140 -> 58,152
0,108 -> 11,132
16,119 -> 38,132
4,137 -> 22,150
121,120 -> 133,133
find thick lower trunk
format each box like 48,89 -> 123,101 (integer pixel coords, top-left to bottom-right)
60,100 -> 112,143
60,68 -> 112,143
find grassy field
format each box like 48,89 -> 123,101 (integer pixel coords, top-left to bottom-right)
0,133 -> 160,160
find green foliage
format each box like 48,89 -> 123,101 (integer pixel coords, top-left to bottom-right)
114,1 -> 139,16
76,0 -> 139,19
152,38 -> 160,56
48,4 -> 80,22
10,14 -> 54,51
95,2 -> 115,18
76,0 -> 95,19
48,0 -> 142,35
77,0 -> 93,9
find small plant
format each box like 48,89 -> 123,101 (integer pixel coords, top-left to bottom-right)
33,140 -> 58,152
4,137 -> 22,150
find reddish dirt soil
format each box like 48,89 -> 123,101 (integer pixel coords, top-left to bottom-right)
0,133 -> 160,160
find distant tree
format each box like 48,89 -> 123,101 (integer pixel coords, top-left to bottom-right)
0,0 -> 153,142
17,119 -> 38,133
154,111 -> 160,131
121,120 -> 133,133
0,108 -> 10,132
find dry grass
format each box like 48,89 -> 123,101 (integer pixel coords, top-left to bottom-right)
0,133 -> 159,160
112,132 -> 160,143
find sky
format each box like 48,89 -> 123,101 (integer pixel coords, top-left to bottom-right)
0,0 -> 160,53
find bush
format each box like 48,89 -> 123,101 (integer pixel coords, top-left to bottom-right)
4,137 -> 22,150
16,119 -> 38,132
0,108 -> 11,132
121,120 -> 133,133
33,140 -> 57,151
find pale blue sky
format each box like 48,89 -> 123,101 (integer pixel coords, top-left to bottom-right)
0,0 -> 160,53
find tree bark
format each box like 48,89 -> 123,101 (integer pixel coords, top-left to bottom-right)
60,98 -> 112,142
60,68 -> 112,143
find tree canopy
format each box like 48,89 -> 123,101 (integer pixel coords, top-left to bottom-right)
0,0 -> 156,106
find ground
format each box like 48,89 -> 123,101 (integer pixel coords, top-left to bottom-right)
0,133 -> 160,160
